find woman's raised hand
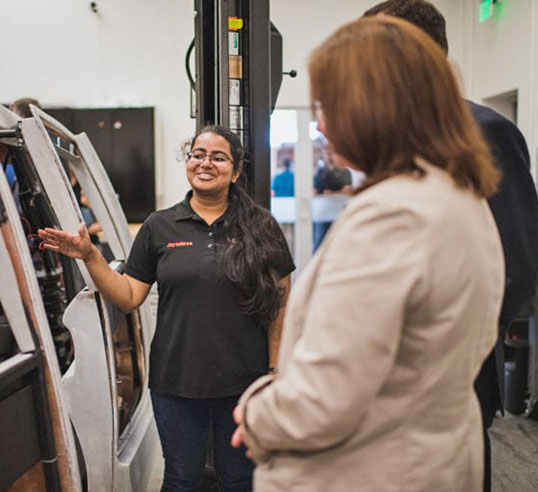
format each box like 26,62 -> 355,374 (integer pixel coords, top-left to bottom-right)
38,222 -> 94,261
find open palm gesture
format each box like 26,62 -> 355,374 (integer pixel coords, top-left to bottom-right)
38,222 -> 93,260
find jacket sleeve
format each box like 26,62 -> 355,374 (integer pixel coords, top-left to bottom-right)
481,115 -> 538,330
239,202 -> 429,461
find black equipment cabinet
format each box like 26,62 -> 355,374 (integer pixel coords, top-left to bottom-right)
47,107 -> 155,224
0,355 -> 61,491
194,0 -> 283,209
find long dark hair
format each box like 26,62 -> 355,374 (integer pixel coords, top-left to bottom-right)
189,125 -> 285,329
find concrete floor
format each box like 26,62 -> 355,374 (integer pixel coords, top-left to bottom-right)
146,414 -> 538,491
491,413 -> 538,492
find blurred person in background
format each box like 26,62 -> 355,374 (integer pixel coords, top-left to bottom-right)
313,148 -> 352,196
312,146 -> 353,250
363,3 -> 538,491
271,158 -> 295,197
231,16 -> 504,492
9,97 -> 41,118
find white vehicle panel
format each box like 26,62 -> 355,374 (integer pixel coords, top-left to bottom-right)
2,104 -> 159,491
62,289 -> 115,491
0,127 -> 83,491
19,118 -> 96,291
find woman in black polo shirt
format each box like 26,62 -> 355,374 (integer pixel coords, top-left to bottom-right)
38,125 -> 295,492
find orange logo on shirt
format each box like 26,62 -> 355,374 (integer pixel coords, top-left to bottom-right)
166,241 -> 193,248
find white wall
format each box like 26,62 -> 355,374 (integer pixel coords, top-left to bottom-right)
271,0 -> 538,178
460,0 -> 538,177
271,0 -> 463,108
1,0 -> 195,210
5,0 -> 535,210
271,0 -> 366,108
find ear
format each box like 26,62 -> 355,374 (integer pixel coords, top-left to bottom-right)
231,167 -> 242,184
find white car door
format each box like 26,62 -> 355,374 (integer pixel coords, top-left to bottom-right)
0,158 -> 81,491
25,106 -> 158,491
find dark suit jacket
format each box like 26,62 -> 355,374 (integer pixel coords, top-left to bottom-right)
470,101 -> 538,422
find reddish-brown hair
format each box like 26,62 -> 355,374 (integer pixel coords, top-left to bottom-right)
309,16 -> 499,197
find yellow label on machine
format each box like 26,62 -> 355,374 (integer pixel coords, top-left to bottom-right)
228,17 -> 244,31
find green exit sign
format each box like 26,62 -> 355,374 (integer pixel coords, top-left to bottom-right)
480,0 -> 504,23
479,0 -> 493,22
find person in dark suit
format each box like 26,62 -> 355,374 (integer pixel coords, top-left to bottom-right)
363,2 -> 538,491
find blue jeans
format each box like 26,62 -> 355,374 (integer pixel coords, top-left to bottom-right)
151,391 -> 253,492
313,221 -> 333,252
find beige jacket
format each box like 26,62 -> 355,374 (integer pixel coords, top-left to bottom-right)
239,161 -> 504,492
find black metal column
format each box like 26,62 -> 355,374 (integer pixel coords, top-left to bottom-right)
194,0 -> 216,129
194,0 -> 273,209
246,0 -> 271,208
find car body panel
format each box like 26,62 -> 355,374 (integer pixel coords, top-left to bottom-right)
0,104 -> 159,491
0,143 -> 82,491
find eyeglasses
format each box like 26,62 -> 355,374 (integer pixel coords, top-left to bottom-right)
187,152 -> 232,164
312,100 -> 323,120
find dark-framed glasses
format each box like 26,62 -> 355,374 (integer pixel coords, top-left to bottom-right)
187,152 -> 232,164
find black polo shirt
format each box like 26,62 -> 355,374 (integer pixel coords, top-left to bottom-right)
125,192 -> 295,398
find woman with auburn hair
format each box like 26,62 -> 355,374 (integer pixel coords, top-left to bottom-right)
231,16 -> 504,492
